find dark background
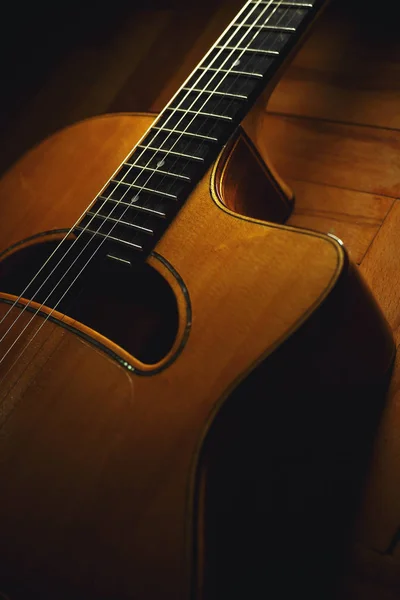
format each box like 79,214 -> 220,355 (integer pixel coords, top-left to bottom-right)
0,0 -> 397,175
0,0 -> 396,123
0,3 -> 166,123
0,0 -> 229,174
0,2 -> 212,125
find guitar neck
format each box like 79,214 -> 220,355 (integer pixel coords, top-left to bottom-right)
76,0 -> 326,260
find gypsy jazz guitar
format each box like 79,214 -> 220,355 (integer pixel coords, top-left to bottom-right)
0,1 -> 396,598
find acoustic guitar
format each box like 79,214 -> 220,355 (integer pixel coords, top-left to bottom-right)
0,1 -> 395,598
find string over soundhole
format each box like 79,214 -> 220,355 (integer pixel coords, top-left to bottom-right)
0,237 -> 184,368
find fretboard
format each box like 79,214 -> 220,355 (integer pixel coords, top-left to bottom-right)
76,0 -> 324,261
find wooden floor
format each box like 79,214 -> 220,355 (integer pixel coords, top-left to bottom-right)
2,0 -> 400,597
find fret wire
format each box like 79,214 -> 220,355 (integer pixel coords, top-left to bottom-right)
106,254 -> 132,266
86,211 -> 154,235
110,179 -> 178,200
2,1 -> 321,359
73,2 -> 311,257
134,0 -> 277,165
97,1 -> 288,221
169,107 -> 233,122
102,196 -> 166,218
126,162 -> 191,182
123,0 -> 311,216
77,1 -> 270,254
136,144 -> 204,163
83,0 -> 309,249
85,1 -> 301,245
255,1 -> 313,5
153,1 -> 293,163
116,1 -> 292,213
134,0 -> 268,152
238,2 -> 308,33
215,44 -> 279,55
90,1 -> 281,248
233,23 -> 295,31
183,85 -> 249,99
111,0 -> 308,247
198,67 -> 263,80
153,126 -> 219,142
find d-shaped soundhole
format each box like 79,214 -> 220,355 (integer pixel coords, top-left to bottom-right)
0,237 -> 180,365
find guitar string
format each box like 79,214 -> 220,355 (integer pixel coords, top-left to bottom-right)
0,0 -> 295,376
0,285 -> 88,416
0,0 -> 304,382
0,0 -> 285,359
0,1 -> 302,408
0,0 -> 294,385
0,0 -> 264,333
0,0 -> 295,347
0,0 -> 278,381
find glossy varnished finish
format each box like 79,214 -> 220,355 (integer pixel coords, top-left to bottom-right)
0,112 -> 393,598
215,127 -> 293,223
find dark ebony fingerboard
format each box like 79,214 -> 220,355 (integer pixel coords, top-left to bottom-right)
76,0 -> 324,261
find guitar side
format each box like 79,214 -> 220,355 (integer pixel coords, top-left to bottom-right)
0,113 -> 394,599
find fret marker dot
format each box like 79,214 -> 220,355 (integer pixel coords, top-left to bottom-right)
233,59 -> 241,67
157,159 -> 165,168
132,194 -> 140,203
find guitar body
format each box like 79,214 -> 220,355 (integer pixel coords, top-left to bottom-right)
0,113 -> 394,599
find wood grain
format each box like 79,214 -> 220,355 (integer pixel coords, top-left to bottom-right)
360,202 -> 400,343
246,112 -> 400,198
268,2 -> 400,130
287,179 -> 393,264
